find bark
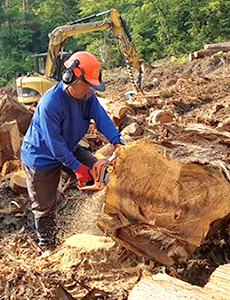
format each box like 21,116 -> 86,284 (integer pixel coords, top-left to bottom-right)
193,49 -> 220,59
0,94 -> 33,135
1,159 -> 22,176
0,120 -> 21,168
120,122 -> 143,137
109,103 -> 129,127
148,110 -> 174,124
99,139 -> 230,266
204,42 -> 230,50
54,285 -> 75,300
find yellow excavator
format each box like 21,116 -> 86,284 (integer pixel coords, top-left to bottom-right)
16,8 -> 142,104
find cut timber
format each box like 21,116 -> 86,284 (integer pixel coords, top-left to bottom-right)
110,103 -> 129,127
10,170 -> 27,194
0,120 -> 21,168
0,94 -> 33,135
99,139 -> 230,266
128,265 -> 230,300
193,49 -> 220,59
1,159 -> 22,176
128,276 -> 214,300
78,138 -> 90,148
120,122 -> 143,137
204,42 -> 230,50
204,264 -> 230,299
110,103 -> 129,120
148,110 -> 174,124
94,143 -> 114,159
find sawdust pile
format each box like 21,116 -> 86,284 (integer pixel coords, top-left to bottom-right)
1,56 -> 230,299
0,230 -> 144,299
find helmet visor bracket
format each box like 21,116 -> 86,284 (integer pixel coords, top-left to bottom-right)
71,67 -> 105,91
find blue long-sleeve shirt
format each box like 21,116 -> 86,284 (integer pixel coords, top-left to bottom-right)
21,81 -> 121,171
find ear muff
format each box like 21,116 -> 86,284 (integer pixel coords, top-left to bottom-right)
62,59 -> 80,84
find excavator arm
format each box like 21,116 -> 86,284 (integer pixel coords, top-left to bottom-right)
46,9 -> 142,92
45,20 -> 111,77
17,8 -> 142,104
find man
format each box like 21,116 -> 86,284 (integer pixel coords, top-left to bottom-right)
21,51 -> 123,250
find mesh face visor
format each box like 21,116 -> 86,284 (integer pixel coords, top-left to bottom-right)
84,71 -> 105,91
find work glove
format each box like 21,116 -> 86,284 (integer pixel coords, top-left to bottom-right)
75,164 -> 93,187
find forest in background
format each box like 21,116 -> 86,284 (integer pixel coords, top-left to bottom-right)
0,0 -> 230,87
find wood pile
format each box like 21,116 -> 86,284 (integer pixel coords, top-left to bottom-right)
190,42 -> 230,60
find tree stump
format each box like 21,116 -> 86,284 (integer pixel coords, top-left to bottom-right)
0,94 -> 33,135
10,170 -> 27,194
99,139 -> 230,266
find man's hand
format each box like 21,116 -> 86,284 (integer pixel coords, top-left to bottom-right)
75,164 -> 93,187
114,139 -> 125,152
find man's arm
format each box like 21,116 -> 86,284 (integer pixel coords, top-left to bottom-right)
87,94 -> 122,145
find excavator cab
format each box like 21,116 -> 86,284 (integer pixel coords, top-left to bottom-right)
17,52 -> 70,104
34,52 -> 70,79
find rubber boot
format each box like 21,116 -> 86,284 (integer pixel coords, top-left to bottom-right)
34,213 -> 58,250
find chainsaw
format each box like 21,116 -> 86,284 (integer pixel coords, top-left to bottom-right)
77,153 -> 115,191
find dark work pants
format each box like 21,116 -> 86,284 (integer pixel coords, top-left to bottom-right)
24,145 -> 97,247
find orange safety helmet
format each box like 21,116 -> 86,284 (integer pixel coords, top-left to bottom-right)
63,51 -> 105,91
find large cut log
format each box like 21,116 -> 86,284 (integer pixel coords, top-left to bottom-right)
0,94 -> 33,135
128,264 -> 230,300
0,120 -> 21,168
99,139 -> 230,266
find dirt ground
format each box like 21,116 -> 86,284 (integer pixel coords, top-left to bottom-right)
1,55 -> 230,299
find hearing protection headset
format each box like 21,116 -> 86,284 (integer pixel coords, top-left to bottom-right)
62,59 -> 85,85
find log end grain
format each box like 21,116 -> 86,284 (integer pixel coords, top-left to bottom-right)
10,170 -> 27,194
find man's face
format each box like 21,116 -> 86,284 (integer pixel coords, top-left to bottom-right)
67,80 -> 90,100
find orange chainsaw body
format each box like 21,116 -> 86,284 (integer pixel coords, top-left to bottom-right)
77,158 -> 112,191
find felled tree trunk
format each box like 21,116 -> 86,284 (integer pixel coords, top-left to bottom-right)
99,139 -> 230,266
0,94 -> 33,135
204,42 -> 230,50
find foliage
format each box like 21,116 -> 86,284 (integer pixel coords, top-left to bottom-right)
0,0 -> 230,85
